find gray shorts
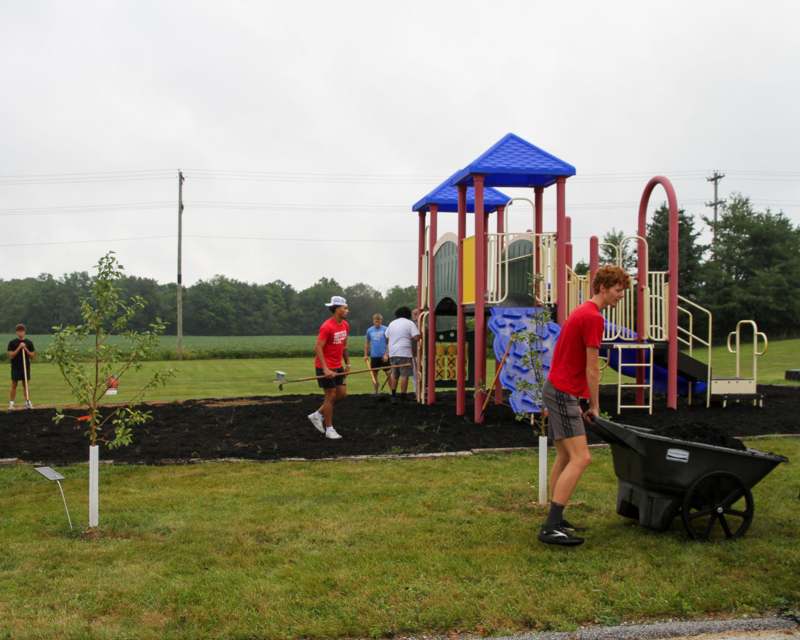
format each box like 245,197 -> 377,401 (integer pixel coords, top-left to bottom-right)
390,356 -> 413,378
543,379 -> 586,441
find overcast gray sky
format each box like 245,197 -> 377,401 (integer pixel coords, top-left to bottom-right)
2,1 -> 798,292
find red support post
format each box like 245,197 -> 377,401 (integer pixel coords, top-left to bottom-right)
589,235 -> 599,283
456,184 -> 467,416
417,211 -> 426,310
426,205 -> 438,405
534,187 -> 543,235
494,205 -> 505,406
638,176 -> 680,410
474,175 -> 487,423
555,177 -> 567,325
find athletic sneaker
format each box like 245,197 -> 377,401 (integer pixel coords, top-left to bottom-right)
538,525 -> 584,547
559,519 -> 587,532
8,401 -> 14,410
308,411 -> 325,435
325,426 -> 342,439
24,400 -> 33,410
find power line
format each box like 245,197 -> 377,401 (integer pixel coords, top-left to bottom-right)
0,170 -> 175,186
3,196 -> 800,219
0,233 -> 415,249
0,202 -> 173,216
0,235 -> 175,248
2,166 -> 798,187
185,234 -> 414,244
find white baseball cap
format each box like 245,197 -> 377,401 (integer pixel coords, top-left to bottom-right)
324,295 -> 348,307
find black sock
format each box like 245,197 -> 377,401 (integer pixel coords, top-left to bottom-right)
545,502 -> 565,528
391,389 -> 396,396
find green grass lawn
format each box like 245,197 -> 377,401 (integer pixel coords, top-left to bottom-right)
3,334 -> 317,361
2,357 -> 389,407
0,438 -> 797,639
700,336 -> 799,384
5,338 -> 797,409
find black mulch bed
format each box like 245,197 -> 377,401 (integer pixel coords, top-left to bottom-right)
0,385 -> 797,465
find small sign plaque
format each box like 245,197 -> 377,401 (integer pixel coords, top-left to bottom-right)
35,466 -> 65,481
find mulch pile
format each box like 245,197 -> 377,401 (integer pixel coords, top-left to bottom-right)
653,422 -> 747,451
0,385 -> 796,464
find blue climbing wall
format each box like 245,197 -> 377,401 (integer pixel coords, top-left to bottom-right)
488,307 -> 561,414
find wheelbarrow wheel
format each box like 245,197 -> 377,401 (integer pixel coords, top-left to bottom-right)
681,471 -> 754,541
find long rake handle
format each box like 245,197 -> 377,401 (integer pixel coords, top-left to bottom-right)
481,339 -> 514,414
279,363 -> 407,385
364,356 -> 378,386
21,349 -> 30,402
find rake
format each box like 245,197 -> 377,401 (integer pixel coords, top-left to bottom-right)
274,364 -> 406,391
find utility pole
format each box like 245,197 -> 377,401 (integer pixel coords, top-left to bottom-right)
177,170 -> 185,359
706,170 -> 725,255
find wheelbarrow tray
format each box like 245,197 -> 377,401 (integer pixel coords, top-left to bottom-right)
590,417 -> 787,532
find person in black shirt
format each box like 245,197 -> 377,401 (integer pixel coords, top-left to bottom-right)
8,323 -> 35,410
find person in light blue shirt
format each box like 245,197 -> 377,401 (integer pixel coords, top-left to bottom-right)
364,314 -> 389,395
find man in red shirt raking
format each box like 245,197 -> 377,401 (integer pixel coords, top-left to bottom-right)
308,295 -> 351,439
538,265 -> 630,547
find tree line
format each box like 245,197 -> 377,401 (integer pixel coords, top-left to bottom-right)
2,193 -> 798,341
578,195 -> 800,340
0,273 -> 416,337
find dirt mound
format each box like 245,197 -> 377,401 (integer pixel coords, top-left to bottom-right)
654,421 -> 747,451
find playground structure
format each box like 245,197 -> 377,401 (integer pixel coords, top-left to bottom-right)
412,133 -> 767,423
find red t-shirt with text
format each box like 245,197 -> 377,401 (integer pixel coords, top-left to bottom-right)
548,301 -> 604,398
314,317 -> 349,369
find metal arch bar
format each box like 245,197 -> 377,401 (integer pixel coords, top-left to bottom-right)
598,242 -> 621,267
620,234 -> 649,271
502,197 -> 536,233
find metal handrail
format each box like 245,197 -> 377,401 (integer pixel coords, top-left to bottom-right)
485,231 -> 557,305
727,319 -> 768,381
503,198 -> 536,232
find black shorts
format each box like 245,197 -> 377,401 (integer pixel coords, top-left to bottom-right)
316,367 -> 346,389
11,368 -> 29,382
369,356 -> 387,371
543,380 -> 588,441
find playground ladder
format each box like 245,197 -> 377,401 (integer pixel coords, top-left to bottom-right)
613,343 -> 654,414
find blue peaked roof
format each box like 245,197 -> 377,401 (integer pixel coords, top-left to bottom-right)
412,172 -> 511,213
451,133 -> 576,188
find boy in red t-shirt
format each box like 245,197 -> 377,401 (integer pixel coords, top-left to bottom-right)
538,265 -> 630,547
308,296 -> 350,439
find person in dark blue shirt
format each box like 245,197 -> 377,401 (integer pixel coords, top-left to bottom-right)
364,313 -> 389,395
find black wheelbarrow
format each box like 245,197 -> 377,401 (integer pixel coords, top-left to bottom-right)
589,417 -> 788,541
